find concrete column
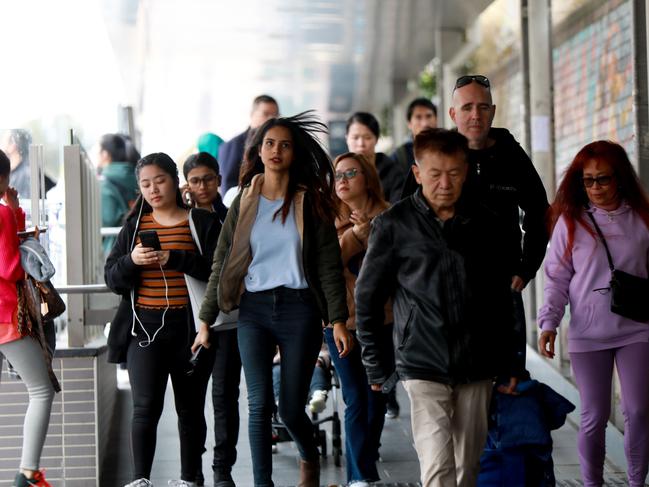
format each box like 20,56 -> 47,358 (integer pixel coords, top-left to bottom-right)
525,0 -> 555,355
527,0 -> 555,197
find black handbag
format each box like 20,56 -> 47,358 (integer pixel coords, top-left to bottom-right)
587,211 -> 649,322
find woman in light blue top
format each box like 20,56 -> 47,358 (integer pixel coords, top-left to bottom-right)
199,112 -> 349,487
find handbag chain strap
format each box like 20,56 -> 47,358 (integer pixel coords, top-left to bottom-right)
586,211 -> 615,272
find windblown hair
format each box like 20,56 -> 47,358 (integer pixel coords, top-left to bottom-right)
333,152 -> 388,213
549,140 -> 649,257
127,152 -> 187,218
239,111 -> 337,223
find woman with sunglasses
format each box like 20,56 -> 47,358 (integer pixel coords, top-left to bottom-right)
198,112 -> 347,487
345,112 -> 405,204
327,152 -> 392,487
538,141 -> 649,487
105,153 -> 221,487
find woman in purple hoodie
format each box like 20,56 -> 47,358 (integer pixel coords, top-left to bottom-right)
538,140 -> 649,487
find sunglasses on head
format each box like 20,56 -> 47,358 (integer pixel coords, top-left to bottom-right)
582,175 -> 613,188
334,168 -> 359,182
454,75 -> 490,90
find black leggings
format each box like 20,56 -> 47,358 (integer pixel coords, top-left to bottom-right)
126,308 -> 216,481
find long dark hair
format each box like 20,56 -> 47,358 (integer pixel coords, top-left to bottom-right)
549,140 -> 649,257
127,152 -> 187,218
239,111 -> 337,223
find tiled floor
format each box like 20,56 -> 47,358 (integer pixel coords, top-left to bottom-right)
104,371 -> 630,487
104,377 -> 421,486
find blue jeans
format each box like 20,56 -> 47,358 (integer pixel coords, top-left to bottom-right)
238,288 -> 323,487
324,327 -> 388,483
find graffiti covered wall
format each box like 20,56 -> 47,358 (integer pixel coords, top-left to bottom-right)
553,0 -> 635,179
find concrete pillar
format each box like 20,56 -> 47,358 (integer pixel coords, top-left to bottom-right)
527,0 -> 555,197
525,0 -> 555,355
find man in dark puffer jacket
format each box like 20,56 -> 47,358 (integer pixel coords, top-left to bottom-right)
356,128 -> 522,487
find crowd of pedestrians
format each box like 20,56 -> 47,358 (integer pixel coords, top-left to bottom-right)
2,74 -> 649,487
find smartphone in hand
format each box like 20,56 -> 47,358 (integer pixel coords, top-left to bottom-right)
138,230 -> 162,250
184,190 -> 195,207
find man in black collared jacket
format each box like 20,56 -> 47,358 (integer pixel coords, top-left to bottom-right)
356,128 -> 522,487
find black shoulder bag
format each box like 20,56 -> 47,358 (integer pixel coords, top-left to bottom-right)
586,211 -> 649,323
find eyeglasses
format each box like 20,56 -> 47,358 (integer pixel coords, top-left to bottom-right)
454,75 -> 490,90
582,175 -> 613,188
188,174 -> 218,186
335,168 -> 359,181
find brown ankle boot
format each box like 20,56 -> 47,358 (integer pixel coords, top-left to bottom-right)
298,458 -> 320,487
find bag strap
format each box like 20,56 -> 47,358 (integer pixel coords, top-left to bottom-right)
585,210 -> 615,272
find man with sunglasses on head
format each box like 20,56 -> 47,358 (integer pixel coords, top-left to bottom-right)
403,75 -> 549,377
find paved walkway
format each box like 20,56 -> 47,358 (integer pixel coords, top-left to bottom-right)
103,353 -> 631,487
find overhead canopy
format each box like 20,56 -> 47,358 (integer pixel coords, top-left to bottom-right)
103,0 -> 494,152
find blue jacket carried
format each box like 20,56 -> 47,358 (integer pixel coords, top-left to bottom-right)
477,379 -> 575,487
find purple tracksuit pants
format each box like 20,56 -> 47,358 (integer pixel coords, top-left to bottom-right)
571,342 -> 649,487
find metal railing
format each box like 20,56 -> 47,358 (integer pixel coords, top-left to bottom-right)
63,140 -> 104,346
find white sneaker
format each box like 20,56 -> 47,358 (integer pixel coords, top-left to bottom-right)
168,481 -> 196,487
348,481 -> 371,487
124,479 -> 153,487
309,389 -> 327,413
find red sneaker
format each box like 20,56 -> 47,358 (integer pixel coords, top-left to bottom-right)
14,470 -> 52,487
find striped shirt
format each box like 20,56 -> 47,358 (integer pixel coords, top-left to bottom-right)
135,214 -> 195,309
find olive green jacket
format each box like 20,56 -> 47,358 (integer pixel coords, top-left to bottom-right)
199,174 -> 348,326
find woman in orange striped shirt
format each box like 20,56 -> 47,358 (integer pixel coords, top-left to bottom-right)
104,153 -> 221,487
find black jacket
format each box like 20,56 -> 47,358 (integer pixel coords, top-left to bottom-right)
104,208 -> 221,363
355,189 -> 520,385
400,128 -> 549,282
390,140 -> 415,176
375,152 -> 406,205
